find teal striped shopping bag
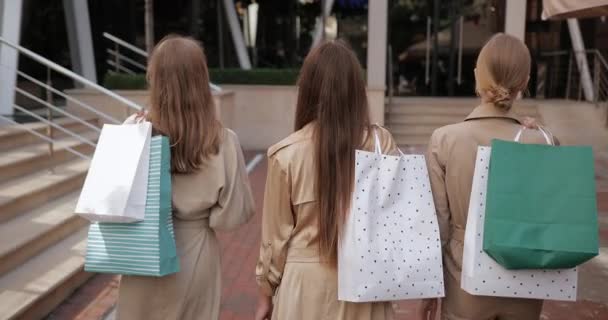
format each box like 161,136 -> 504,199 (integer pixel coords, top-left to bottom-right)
85,136 -> 180,276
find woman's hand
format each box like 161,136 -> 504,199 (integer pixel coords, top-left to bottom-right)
522,116 -> 539,129
254,291 -> 273,320
417,298 -> 439,320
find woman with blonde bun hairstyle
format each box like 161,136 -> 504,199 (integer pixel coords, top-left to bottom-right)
418,33 -> 554,320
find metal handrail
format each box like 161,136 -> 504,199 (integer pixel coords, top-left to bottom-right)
0,36 -> 143,112
107,60 -> 136,75
0,114 -> 91,160
107,48 -> 147,70
15,87 -> 101,134
102,32 -> 223,92
103,32 -> 148,57
17,70 -> 122,124
13,104 -> 97,147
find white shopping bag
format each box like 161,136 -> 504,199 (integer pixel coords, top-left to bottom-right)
461,146 -> 578,301
76,122 -> 152,223
338,131 -> 445,302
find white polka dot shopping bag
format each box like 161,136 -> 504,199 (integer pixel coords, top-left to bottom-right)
461,145 -> 577,301
338,131 -> 445,302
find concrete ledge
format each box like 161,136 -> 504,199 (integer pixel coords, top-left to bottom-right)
67,86 -> 386,150
65,89 -> 236,129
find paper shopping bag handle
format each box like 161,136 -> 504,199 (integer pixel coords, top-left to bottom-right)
373,127 -> 383,155
513,126 -> 554,145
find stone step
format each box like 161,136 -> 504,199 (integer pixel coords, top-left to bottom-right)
0,229 -> 90,320
0,159 -> 89,223
386,124 -> 436,136
388,104 -> 474,116
392,133 -> 431,146
386,113 -> 466,125
0,133 -> 96,182
388,101 -> 539,117
0,118 -> 99,152
0,193 -> 86,277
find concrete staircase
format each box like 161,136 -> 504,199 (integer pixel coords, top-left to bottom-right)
385,97 -> 540,146
0,118 -> 98,320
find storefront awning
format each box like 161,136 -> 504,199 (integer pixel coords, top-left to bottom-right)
542,0 -> 608,20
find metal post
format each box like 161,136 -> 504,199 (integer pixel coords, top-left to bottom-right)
144,0 -> 154,54
448,1 -> 457,96
457,16 -> 463,85
222,0 -> 252,69
431,0 -> 440,96
387,44 -> 393,109
217,0 -> 225,69
594,53 -> 600,105
114,42 -> 120,72
46,67 -> 54,171
566,53 -> 573,100
568,19 -> 595,102
425,16 -> 431,85
321,0 -> 327,41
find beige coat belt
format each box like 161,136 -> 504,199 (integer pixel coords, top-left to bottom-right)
286,247 -> 325,263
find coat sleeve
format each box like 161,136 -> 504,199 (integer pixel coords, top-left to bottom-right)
426,130 -> 451,248
209,131 -> 256,230
255,153 -> 294,297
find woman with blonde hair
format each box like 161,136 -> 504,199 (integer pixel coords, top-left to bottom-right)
117,35 -> 255,320
420,33 -> 552,320
254,40 -> 397,320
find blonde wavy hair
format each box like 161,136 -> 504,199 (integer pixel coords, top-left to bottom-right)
475,33 -> 531,111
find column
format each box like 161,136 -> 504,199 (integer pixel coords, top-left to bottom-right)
567,19 -> 595,102
366,0 -> 388,124
0,0 -> 23,118
63,0 -> 97,83
222,0 -> 252,69
504,0 -> 526,41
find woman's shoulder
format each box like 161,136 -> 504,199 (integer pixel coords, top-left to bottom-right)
267,125 -> 314,159
362,124 -> 397,154
218,127 -> 242,152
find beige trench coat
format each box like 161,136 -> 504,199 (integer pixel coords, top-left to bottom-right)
255,123 -> 397,320
426,103 -> 551,320
117,127 -> 255,320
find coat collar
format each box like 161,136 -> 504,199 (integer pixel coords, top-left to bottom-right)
465,103 -> 522,124
267,122 -> 315,157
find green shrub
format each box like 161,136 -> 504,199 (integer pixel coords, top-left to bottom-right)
103,68 -> 300,89
103,73 -> 147,90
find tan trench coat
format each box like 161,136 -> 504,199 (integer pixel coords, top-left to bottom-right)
117,127 -> 255,320
255,123 -> 397,320
426,103 -> 551,320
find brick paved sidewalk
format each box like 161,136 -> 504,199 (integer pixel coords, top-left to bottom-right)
51,149 -> 608,320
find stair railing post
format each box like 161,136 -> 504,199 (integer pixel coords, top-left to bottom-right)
566,52 -> 573,100
45,66 -> 55,172
594,52 -> 600,105
114,42 -> 120,72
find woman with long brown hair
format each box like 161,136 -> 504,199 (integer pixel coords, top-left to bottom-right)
117,35 -> 255,320
254,40 -> 397,320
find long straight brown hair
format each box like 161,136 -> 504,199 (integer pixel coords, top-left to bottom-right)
295,40 -> 371,266
147,35 -> 222,173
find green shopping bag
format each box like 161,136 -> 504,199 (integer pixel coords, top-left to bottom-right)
483,135 -> 598,270
85,136 -> 180,276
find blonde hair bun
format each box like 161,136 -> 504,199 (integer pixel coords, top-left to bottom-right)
475,33 -> 531,111
486,85 -> 513,109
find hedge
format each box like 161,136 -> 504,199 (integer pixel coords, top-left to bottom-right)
103,68 -> 300,90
